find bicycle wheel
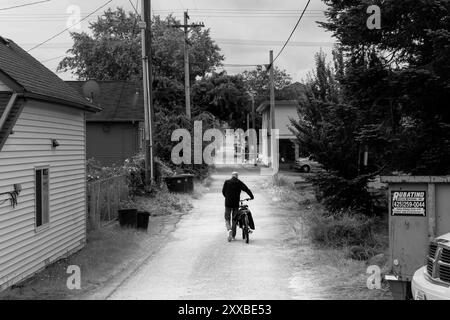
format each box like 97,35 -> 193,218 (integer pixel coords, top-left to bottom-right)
244,216 -> 250,244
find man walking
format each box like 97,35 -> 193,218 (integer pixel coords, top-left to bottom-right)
222,172 -> 254,242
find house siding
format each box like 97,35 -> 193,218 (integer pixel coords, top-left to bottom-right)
86,121 -> 140,166
0,99 -> 86,290
260,102 -> 300,166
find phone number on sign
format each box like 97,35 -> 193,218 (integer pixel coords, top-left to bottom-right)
393,201 -> 425,208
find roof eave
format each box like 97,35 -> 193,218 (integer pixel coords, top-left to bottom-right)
256,100 -> 299,114
0,69 -> 24,92
20,92 -> 101,113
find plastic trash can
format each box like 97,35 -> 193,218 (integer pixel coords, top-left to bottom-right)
118,208 -> 138,228
164,174 -> 194,193
137,211 -> 150,230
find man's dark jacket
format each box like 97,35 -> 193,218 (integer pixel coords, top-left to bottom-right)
222,177 -> 254,208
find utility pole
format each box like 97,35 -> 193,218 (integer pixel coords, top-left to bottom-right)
171,11 -> 204,120
250,94 -> 257,166
183,11 -> 191,120
246,113 -> 250,132
269,50 -> 278,173
269,51 -> 275,136
251,94 -> 255,130
140,0 -> 154,185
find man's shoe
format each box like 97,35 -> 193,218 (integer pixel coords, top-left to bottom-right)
227,230 -> 232,242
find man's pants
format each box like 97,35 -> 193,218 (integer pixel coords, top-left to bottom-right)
224,207 -> 239,237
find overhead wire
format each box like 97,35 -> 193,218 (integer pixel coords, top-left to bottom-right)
25,3 -> 324,74
270,0 -> 311,68
26,0 -> 113,52
111,0 -> 140,120
0,8 -> 325,19
25,38 -> 334,52
0,0 -> 50,11
39,54 -> 66,63
128,0 -> 139,16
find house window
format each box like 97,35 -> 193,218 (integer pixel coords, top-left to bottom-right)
35,167 -> 49,228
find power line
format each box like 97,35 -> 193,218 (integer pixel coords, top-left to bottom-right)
217,39 -> 334,47
128,0 -> 139,16
0,0 -> 50,11
0,9 -> 324,15
112,1 -> 139,120
38,1 -> 140,66
21,38 -> 334,50
0,15 -> 324,22
27,0 -> 113,52
0,9 -> 325,16
188,8 -> 322,11
39,54 -> 66,63
271,0 -> 311,68
223,63 -> 262,67
155,8 -> 324,13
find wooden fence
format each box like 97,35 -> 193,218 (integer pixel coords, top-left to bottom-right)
87,175 -> 129,230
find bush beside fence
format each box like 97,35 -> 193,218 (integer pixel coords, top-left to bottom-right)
87,175 -> 129,230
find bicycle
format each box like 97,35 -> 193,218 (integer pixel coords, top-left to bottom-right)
237,198 -> 252,244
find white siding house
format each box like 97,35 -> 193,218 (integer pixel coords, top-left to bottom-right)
0,36 -> 99,291
257,100 -> 300,168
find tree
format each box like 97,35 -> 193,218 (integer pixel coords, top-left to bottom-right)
241,66 -> 293,106
291,0 -> 450,214
291,49 -> 361,178
57,7 -> 226,173
57,8 -> 223,82
192,72 -> 251,129
319,0 -> 450,174
291,49 -> 385,214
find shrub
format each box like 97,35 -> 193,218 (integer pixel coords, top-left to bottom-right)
305,211 -> 376,248
134,186 -> 193,216
86,158 -> 127,182
123,154 -> 146,194
87,154 -> 178,195
307,170 -> 384,216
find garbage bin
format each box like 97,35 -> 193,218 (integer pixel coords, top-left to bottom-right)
137,211 -> 150,230
118,208 -> 137,228
164,174 -> 194,193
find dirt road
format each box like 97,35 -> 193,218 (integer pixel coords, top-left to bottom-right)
105,170 -> 320,299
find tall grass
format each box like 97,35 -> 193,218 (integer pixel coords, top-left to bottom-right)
304,211 -> 376,248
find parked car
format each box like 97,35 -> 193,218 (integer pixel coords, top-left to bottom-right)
294,155 -> 321,173
411,233 -> 450,300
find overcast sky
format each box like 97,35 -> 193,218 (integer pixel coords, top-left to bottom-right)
0,0 -> 336,82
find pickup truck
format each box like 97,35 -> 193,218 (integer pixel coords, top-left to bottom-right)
380,176 -> 450,300
412,233 -> 450,300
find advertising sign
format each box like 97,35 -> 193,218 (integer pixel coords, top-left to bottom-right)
391,191 -> 426,216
